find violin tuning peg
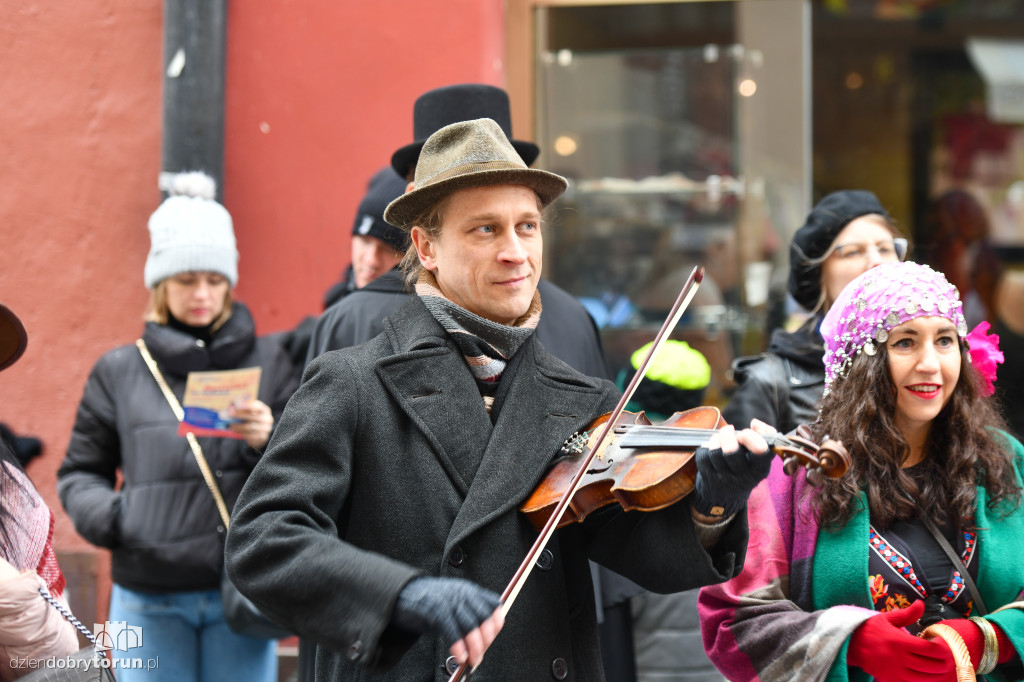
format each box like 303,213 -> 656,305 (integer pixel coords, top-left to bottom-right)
783,457 -> 799,476
806,467 -> 824,487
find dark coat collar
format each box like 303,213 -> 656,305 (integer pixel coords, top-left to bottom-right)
376,298 -> 612,549
360,268 -> 407,294
143,302 -> 257,377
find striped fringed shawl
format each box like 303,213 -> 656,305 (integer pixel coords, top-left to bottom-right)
700,432 -> 1024,682
698,458 -> 874,682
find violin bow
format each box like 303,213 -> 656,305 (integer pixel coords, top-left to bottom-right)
449,266 -> 704,681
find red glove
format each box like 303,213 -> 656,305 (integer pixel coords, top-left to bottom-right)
939,617 -> 1017,667
847,600 -> 956,682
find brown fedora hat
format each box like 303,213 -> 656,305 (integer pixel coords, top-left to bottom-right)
384,118 -> 567,229
0,304 -> 27,372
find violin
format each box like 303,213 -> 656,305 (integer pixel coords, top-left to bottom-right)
447,266 -> 833,682
520,406 -> 850,531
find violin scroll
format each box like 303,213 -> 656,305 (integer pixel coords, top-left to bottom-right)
777,425 -> 850,486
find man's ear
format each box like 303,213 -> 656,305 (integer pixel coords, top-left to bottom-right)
410,226 -> 438,272
405,181 -> 415,194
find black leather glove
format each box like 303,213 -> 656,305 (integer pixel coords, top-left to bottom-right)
391,576 -> 501,647
690,443 -> 773,518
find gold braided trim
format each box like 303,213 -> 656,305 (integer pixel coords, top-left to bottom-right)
922,623 -> 976,682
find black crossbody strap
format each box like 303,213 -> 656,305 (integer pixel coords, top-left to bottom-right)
921,515 -> 988,615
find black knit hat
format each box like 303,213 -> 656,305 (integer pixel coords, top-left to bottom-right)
788,190 -> 890,310
391,84 -> 540,179
352,167 -> 410,252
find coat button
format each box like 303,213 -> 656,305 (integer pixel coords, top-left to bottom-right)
216,525 -> 225,533
215,470 -> 223,478
445,656 -> 459,674
449,547 -> 466,567
551,657 -> 568,679
347,640 -> 362,661
536,548 -> 554,571
195,339 -> 206,348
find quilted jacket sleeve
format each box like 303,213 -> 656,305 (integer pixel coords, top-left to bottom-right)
58,354 -> 123,549
0,572 -> 80,681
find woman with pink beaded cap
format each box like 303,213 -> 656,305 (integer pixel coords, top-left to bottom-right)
701,260 -> 1024,682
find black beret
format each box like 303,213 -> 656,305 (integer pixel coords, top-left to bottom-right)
788,190 -> 890,311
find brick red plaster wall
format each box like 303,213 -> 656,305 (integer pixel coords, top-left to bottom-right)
225,0 -> 507,332
0,1 -> 163,547
1,0 -> 505,618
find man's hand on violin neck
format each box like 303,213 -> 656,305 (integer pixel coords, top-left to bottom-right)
391,576 -> 504,669
690,422 -> 774,520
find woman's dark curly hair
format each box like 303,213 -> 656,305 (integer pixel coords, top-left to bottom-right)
809,339 -> 1020,531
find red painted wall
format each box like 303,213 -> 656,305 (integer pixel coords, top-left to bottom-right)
1,0 -> 505,615
225,0 -> 507,331
0,2 -> 163,548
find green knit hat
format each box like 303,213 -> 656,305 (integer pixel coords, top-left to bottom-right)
631,340 -> 711,390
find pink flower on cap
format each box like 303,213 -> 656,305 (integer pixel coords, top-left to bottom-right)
964,321 -> 1003,397
821,261 -> 967,394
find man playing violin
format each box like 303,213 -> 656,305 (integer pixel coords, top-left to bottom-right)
225,118 -> 774,681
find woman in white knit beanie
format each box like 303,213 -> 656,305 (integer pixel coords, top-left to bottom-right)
57,172 -> 298,682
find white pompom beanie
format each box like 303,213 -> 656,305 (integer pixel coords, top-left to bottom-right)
144,171 -> 239,288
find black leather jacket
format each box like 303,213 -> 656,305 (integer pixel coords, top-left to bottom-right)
721,323 -> 825,434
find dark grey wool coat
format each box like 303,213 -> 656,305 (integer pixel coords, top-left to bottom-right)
225,298 -> 749,682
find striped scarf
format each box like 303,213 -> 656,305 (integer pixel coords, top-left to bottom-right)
1,462 -> 66,598
416,270 -> 541,399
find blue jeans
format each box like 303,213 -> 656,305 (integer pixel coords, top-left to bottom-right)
108,584 -> 277,682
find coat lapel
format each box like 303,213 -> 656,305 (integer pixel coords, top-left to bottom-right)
375,300 -> 493,494
445,338 -> 614,553
976,439 -> 1024,613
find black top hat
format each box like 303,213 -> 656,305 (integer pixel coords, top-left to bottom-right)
391,84 -> 541,179
0,304 -> 27,372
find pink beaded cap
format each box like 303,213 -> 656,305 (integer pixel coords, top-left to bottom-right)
821,261 -> 967,394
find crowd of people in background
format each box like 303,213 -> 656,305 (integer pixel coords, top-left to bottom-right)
2,80 -> 1023,682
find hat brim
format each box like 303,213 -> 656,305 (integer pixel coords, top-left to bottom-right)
384,167 -> 567,229
391,139 -> 541,180
0,305 -> 27,372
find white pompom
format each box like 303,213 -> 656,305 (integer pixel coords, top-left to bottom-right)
158,171 -> 217,200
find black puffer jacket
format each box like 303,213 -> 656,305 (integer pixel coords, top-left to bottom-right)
721,323 -> 825,434
58,303 -> 297,593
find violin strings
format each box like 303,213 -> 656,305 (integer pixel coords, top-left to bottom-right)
614,426 -> 789,450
